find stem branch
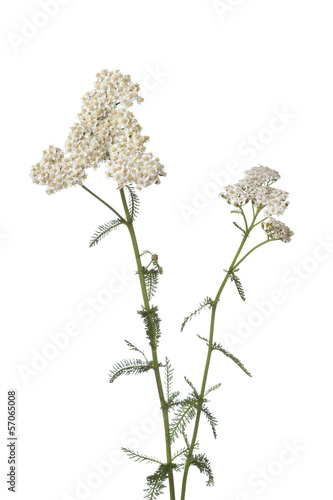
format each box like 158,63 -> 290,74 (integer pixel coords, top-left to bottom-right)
82,185 -> 126,222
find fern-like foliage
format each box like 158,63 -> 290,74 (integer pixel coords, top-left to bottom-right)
140,250 -> 152,257
89,218 -> 123,247
229,270 -> 246,301
164,358 -> 180,407
126,185 -> 140,222
204,383 -> 222,397
184,377 -> 199,399
171,446 -> 191,462
196,334 -> 209,344
169,377 -> 202,442
180,428 -> 190,449
233,221 -> 246,235
230,209 -> 242,215
212,342 -> 252,377
181,297 -> 214,332
201,404 -> 218,439
165,357 -> 174,402
122,448 -> 162,465
137,306 -> 162,349
170,376 -> 220,442
142,268 -> 159,300
169,396 -> 198,443
144,464 -> 178,500
109,358 -> 154,383
185,378 -> 219,438
190,453 -> 214,486
140,253 -> 164,300
124,340 -> 148,361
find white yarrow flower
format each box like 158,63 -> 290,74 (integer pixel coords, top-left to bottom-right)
262,218 -> 294,243
30,70 -> 166,194
249,185 -> 289,216
30,146 -> 87,195
244,165 -> 280,185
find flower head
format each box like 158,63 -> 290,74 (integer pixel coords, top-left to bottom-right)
220,183 -> 251,207
220,166 -> 289,215
30,70 -> 166,194
220,166 -> 293,239
249,185 -> 289,216
244,165 -> 280,186
262,218 -> 294,243
30,146 -> 87,195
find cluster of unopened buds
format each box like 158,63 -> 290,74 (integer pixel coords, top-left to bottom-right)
30,70 -> 166,194
221,166 -> 294,242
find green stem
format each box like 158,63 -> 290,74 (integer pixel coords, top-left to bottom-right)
239,206 -> 248,232
180,208 -> 262,500
252,217 -> 268,228
82,185 -> 126,223
119,189 -> 176,500
234,239 -> 278,268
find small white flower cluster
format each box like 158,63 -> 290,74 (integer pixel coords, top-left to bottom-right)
221,166 -> 293,242
30,70 -> 166,194
30,146 -> 87,195
221,166 -> 289,216
222,184 -> 251,207
262,218 -> 294,243
250,185 -> 289,216
244,165 -> 280,185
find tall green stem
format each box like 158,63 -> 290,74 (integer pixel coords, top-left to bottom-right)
180,209 -> 260,500
120,189 -> 176,500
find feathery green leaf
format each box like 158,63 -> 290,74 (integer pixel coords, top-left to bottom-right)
204,383 -> 222,397
140,254 -> 163,300
143,268 -> 160,300
181,297 -> 213,332
213,343 -> 252,377
109,358 -> 154,383
124,340 -> 147,361
122,448 -> 162,465
233,221 -> 246,235
172,446 -> 191,462
144,464 -> 177,500
89,218 -> 123,247
196,334 -> 209,344
201,404 -> 218,439
164,357 -> 180,407
184,377 -> 199,399
126,185 -> 140,222
137,305 -> 162,349
229,270 -> 246,301
169,397 -> 198,442
190,453 -> 214,486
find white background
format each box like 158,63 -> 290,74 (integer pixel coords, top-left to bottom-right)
1,1 -> 333,499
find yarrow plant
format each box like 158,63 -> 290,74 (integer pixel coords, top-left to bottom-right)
30,70 -> 294,500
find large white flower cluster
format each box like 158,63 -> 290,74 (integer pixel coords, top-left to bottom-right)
30,70 -> 166,194
262,218 -> 294,243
